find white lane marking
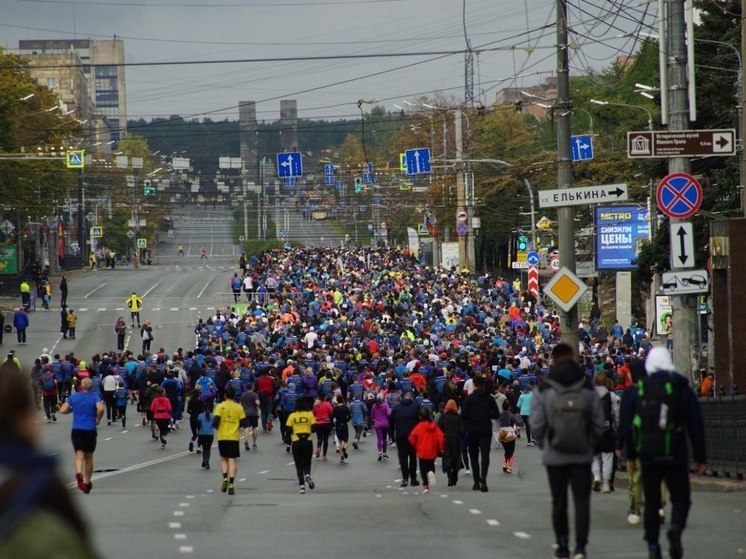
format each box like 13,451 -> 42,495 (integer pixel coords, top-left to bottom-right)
179,503 -> 189,507
79,308 -> 88,312
452,500 -> 464,505
185,495 -> 195,499
65,450 -> 191,489
142,273 -> 178,298
48,333 -> 63,356
386,485 -> 392,489
115,307 -> 124,311
287,462 -> 295,466
440,494 -> 448,498
84,282 -> 108,298
513,532 -> 532,539
121,430 -> 128,433
105,437 -> 112,441
486,519 -> 500,526
259,470 -> 269,474
206,489 -> 213,493
97,307 -> 107,311
173,511 -> 184,516
169,522 -> 181,529
189,307 -> 197,311
469,508 -> 481,515
239,478 -> 246,482
402,491 -> 409,495
375,494 -> 382,498
174,534 -> 187,540
179,546 -> 193,553
196,276 -> 215,299
394,478 -> 402,483
170,307 -> 179,311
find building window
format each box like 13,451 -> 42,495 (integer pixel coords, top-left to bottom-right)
96,91 -> 119,104
95,78 -> 117,92
94,65 -> 118,79
46,77 -> 58,89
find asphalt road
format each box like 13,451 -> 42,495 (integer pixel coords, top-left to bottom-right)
274,206 -> 345,248
3,207 -> 744,559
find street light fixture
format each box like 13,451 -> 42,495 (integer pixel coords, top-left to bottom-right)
590,98 -> 653,131
19,93 -> 34,101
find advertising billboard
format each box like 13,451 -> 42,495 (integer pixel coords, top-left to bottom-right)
594,205 -> 650,270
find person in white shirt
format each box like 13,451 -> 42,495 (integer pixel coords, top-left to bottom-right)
303,327 -> 318,349
102,370 -> 122,426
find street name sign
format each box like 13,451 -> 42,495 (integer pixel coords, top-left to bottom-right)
661,270 -> 709,295
627,129 -> 736,158
538,183 -> 628,209
669,222 -> 694,269
511,261 -> 529,269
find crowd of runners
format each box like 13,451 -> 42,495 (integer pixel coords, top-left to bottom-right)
18,247 -> 707,559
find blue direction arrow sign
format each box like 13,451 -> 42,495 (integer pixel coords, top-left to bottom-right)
336,181 -> 345,191
656,172 -> 702,219
276,152 -> 303,177
526,251 -> 540,266
571,135 -> 594,162
363,172 -> 374,184
404,148 -> 431,175
324,176 -> 334,186
324,163 -> 335,175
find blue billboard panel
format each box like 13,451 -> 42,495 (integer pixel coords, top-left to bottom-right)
595,205 -> 650,271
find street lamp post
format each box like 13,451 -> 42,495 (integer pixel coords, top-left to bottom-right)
589,99 -> 653,131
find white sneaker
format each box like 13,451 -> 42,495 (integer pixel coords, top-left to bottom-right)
427,470 -> 437,488
464,469 -> 471,476
601,484 -> 611,494
627,512 -> 641,525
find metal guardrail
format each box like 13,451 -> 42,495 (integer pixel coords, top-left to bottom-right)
700,395 -> 745,479
212,292 -> 256,309
96,308 -> 204,330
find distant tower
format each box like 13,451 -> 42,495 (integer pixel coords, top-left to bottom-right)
280,100 -> 298,152
239,101 -> 258,183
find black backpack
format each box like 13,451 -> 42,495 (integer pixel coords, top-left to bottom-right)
595,392 -> 615,453
633,376 -> 681,460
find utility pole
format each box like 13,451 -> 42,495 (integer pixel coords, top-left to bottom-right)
455,108 -> 467,268
667,0 -> 698,381
77,168 -> 85,265
524,178 -> 538,250
556,0 -> 579,351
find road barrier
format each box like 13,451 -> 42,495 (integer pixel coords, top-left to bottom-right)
700,395 -> 746,479
97,308 -> 204,330
212,292 -> 256,310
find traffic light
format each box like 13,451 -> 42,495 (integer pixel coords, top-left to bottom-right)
354,177 -> 363,193
143,179 -> 154,196
517,234 -> 528,251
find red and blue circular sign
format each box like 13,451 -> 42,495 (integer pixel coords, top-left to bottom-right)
656,172 -> 702,219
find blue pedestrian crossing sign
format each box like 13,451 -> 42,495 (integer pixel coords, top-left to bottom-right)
404,148 -> 431,175
324,163 -> 335,176
283,242 -> 292,250
571,135 -> 594,162
363,172 -> 374,184
276,152 -> 303,177
527,251 -> 540,266
325,176 -> 334,186
66,150 -> 85,169
336,181 -> 345,191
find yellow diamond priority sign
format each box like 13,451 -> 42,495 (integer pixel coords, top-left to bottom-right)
543,266 -> 588,312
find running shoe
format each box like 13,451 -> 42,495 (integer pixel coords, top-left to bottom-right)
83,482 -> 92,494
400,480 -> 409,488
75,472 -> 86,492
252,444 -> 257,451
410,479 -> 420,487
480,479 -> 488,493
667,529 -> 683,559
305,474 -> 315,490
286,445 -> 291,453
427,471 -> 437,488
299,485 -> 306,494
52,415 -> 57,422
340,456 -> 345,463
592,478 -> 602,492
464,469 -> 471,476
627,512 -> 641,525
352,442 -> 359,450
601,484 -> 611,494
573,551 -> 586,559
221,478 -> 229,493
472,481 -> 481,491
377,453 -> 383,462
422,487 -> 429,494
244,441 -> 250,451
506,467 -> 512,474
189,441 -> 194,453
382,454 -> 389,460
228,484 -> 235,496
343,450 -> 348,459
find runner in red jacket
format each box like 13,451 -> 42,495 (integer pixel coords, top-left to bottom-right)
408,408 -> 445,494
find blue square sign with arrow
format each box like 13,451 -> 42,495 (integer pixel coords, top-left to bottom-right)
404,148 -> 431,175
276,152 -> 303,177
571,135 -> 594,162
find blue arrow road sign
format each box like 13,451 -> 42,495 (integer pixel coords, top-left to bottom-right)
363,172 -> 374,184
284,177 -> 296,186
325,176 -> 334,186
570,135 -> 594,162
527,251 -> 540,266
324,163 -> 335,175
404,148 -> 431,175
336,181 -> 345,191
276,152 -> 303,177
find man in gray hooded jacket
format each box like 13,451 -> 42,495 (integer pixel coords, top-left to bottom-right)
531,343 -> 605,559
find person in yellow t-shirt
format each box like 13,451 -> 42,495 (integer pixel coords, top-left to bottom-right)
286,396 -> 316,494
213,385 -> 246,496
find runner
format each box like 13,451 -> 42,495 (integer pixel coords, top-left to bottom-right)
126,292 -> 143,328
332,396 -> 351,463
240,382 -> 260,451
200,247 -> 208,260
58,378 -> 105,494
408,407 -> 445,494
150,387 -> 173,449
197,402 -> 215,469
178,243 -> 185,256
286,396 -> 316,494
213,385 -> 246,496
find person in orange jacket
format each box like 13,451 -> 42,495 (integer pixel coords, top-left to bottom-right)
408,407 -> 445,494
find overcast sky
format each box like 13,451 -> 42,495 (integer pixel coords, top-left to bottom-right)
2,0 -> 653,122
